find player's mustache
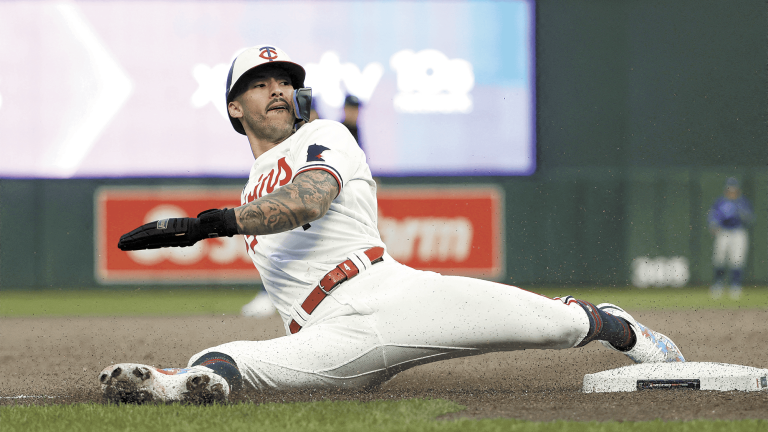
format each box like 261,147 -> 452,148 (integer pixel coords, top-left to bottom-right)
266,98 -> 291,113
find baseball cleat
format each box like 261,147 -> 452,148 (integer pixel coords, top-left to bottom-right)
99,363 -> 229,404
596,303 -> 685,363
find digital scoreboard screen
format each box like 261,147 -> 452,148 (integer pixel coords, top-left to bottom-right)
0,1 -> 535,178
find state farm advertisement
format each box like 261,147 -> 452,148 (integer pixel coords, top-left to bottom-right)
96,185 -> 504,283
377,187 -> 504,279
95,187 -> 258,284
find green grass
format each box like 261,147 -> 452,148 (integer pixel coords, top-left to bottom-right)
0,289 -> 257,317
1,286 -> 765,317
529,286 -> 768,311
1,400 -> 765,432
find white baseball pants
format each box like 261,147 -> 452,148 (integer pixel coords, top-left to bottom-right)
712,228 -> 749,268
189,258 -> 590,391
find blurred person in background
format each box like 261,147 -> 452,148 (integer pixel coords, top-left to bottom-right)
309,97 -> 320,122
341,94 -> 362,148
707,177 -> 754,299
241,288 -> 277,318
340,94 -> 379,188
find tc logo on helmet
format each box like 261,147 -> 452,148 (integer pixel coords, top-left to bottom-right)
259,46 -> 278,61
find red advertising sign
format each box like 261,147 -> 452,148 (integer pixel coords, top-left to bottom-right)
377,186 -> 504,279
96,185 -> 505,283
95,187 -> 258,283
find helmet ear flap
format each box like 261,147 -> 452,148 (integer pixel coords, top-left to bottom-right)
293,88 -> 312,123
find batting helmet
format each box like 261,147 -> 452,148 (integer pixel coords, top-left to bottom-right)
225,45 -> 307,135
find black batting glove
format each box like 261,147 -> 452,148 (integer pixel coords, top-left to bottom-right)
118,208 -> 239,251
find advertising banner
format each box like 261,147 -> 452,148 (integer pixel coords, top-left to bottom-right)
96,185 -> 504,283
95,187 -> 258,283
378,186 -> 504,279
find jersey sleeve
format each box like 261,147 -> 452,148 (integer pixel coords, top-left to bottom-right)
290,120 -> 364,196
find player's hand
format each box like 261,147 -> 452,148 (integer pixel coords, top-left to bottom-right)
117,208 -> 239,251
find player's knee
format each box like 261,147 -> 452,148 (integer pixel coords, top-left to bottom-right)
191,351 -> 244,391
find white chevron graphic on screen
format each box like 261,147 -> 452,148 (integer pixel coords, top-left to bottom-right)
48,2 -> 133,177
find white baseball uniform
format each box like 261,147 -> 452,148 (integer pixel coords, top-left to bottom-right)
189,119 -> 591,390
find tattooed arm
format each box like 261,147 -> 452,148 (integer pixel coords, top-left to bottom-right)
234,169 -> 339,236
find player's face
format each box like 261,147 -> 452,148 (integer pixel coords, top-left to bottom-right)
343,105 -> 359,123
230,66 -> 295,142
725,187 -> 740,200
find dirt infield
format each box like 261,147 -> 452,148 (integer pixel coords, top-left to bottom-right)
2,309 -> 767,421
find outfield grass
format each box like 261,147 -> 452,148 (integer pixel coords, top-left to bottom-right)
0,286 -> 765,317
0,288 -> 257,317
532,286 -> 768,311
1,399 -> 765,432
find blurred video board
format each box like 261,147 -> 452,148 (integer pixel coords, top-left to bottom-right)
0,1 -> 535,178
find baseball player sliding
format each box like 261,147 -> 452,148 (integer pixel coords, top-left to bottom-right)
99,45 -> 685,404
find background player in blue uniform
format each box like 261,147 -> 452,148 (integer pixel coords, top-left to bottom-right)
707,177 -> 754,299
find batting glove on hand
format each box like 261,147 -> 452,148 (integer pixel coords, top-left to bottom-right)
118,208 -> 239,251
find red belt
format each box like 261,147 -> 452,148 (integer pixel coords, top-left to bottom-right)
289,247 -> 384,334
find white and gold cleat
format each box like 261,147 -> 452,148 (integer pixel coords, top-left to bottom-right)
597,304 -> 685,363
98,363 -> 229,404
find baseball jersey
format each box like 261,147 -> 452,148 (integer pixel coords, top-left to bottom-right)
708,196 -> 754,230
240,119 -> 385,320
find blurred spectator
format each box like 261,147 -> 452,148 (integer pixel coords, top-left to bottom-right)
707,177 -> 754,299
309,97 -> 320,122
339,94 -> 380,187
341,94 -> 362,147
241,290 -> 276,318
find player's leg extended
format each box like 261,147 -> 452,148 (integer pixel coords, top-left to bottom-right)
100,292 -> 393,397
363,262 -> 593,351
100,316 -> 389,398
187,301 -> 394,392
358,260 -> 683,367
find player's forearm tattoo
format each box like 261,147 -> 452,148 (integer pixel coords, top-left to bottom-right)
235,170 -> 339,236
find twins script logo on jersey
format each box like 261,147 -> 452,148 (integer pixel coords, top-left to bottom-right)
243,156 -> 294,255
244,157 -> 293,202
259,46 -> 278,61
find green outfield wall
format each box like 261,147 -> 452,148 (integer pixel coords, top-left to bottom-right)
1,169 -> 765,289
1,0 -> 765,289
